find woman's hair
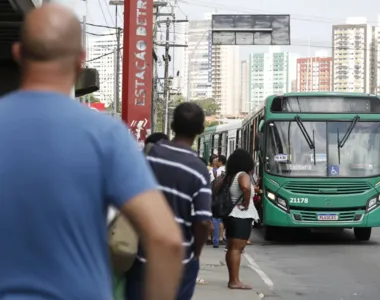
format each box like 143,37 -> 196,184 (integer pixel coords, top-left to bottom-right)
225,148 -> 254,177
208,153 -> 218,165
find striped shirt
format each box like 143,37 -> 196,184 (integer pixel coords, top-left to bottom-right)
137,140 -> 212,264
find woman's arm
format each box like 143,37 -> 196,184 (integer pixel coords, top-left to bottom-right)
237,173 -> 252,209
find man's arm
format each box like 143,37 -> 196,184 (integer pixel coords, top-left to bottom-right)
192,170 -> 212,259
105,122 -> 183,300
120,191 -> 184,300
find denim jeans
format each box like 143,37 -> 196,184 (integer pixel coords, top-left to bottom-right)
212,218 -> 221,247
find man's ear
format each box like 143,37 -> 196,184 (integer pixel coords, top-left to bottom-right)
12,42 -> 22,64
198,125 -> 205,135
76,50 -> 86,71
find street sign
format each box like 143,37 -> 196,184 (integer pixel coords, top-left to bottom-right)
211,14 -> 290,46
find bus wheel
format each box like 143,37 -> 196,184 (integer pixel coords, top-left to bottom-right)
263,226 -> 277,241
354,227 -> 371,241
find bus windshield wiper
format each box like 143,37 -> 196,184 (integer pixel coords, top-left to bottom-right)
294,116 -> 316,165
337,115 -> 360,164
338,115 -> 360,148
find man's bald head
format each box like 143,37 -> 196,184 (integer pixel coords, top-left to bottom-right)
14,4 -> 83,64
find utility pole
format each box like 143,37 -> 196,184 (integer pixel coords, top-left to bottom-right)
110,0 -> 123,112
158,18 -> 188,134
163,18 -> 171,135
152,1 -> 167,132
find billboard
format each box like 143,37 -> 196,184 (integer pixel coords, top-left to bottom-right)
122,0 -> 153,146
211,14 -> 290,46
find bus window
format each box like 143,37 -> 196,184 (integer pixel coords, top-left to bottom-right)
248,124 -> 254,154
229,139 -> 235,156
199,136 -> 204,157
221,132 -> 227,155
212,134 -> 219,155
236,129 -> 241,148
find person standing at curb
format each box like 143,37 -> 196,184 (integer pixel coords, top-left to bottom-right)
126,103 -> 212,299
207,154 -> 218,244
0,4 -> 184,300
223,149 -> 259,290
212,155 -> 227,248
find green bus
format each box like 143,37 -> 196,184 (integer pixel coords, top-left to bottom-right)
197,92 -> 380,241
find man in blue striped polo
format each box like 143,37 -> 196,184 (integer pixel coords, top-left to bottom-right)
126,103 -> 212,300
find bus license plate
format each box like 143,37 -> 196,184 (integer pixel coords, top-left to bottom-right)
317,214 -> 338,221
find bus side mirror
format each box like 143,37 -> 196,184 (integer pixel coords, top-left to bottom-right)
258,120 -> 264,132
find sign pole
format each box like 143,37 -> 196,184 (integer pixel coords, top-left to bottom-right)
122,0 -> 154,146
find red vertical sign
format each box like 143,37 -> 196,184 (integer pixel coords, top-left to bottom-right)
123,0 -> 153,147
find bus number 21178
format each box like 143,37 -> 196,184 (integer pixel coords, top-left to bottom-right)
290,198 -> 309,204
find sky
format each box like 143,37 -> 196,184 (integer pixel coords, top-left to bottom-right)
54,0 -> 380,76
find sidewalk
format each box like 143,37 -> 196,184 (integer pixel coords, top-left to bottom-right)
193,247 -> 264,300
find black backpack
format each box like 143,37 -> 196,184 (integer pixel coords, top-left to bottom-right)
211,175 -> 243,219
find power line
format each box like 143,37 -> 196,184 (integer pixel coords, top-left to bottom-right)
86,48 -> 123,62
87,31 -> 117,36
81,22 -> 120,29
103,0 -> 116,27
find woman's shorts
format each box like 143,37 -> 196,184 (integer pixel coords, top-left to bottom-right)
223,217 -> 253,240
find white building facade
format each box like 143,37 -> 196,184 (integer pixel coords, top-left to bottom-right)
240,60 -> 250,114
249,49 -> 297,112
87,34 -> 123,106
180,20 -> 213,100
178,17 -> 241,117
332,18 -> 373,93
212,45 -> 241,117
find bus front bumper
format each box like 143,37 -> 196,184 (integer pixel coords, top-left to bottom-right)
264,201 -> 380,228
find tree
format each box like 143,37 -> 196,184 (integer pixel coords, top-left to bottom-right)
87,94 -> 100,103
152,95 -> 220,132
191,98 -> 219,116
205,120 -> 218,127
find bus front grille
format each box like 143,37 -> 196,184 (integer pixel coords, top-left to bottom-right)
284,181 -> 371,195
299,211 -> 358,222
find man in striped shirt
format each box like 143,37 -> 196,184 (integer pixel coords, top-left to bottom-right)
126,103 -> 212,300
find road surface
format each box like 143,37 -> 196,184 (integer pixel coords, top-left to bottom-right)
240,227 -> 380,299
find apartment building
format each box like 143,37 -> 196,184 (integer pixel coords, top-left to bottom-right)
212,45 -> 240,117
249,49 -> 297,112
180,20 -> 213,100
87,34 -> 122,105
179,17 -> 241,117
296,57 -> 332,92
240,60 -> 250,113
332,18 -> 373,93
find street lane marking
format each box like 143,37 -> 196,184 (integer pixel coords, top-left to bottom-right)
244,253 -> 274,289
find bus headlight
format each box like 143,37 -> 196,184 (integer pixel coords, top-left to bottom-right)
266,189 -> 289,212
366,196 -> 380,212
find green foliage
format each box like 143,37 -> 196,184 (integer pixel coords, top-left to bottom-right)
205,120 -> 218,127
191,98 -> 219,116
152,95 -> 220,132
87,94 -> 100,103
166,95 -> 220,116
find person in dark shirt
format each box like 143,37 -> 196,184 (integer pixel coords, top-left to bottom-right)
0,4 -> 184,300
145,132 -> 169,145
126,103 -> 212,300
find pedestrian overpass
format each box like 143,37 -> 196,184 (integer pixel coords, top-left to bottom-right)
0,0 -> 99,97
